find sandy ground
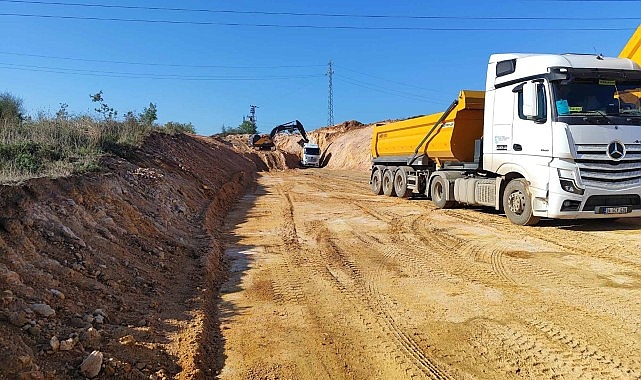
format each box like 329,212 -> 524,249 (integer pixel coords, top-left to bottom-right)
4,124 -> 641,379
218,169 -> 641,380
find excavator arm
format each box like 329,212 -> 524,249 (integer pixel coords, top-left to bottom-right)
249,120 -> 308,150
269,120 -> 309,143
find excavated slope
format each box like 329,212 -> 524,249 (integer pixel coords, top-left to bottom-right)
0,132 -> 256,379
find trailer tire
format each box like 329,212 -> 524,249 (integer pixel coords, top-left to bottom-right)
502,178 -> 540,226
430,176 -> 455,209
382,169 -> 396,197
371,167 -> 383,195
394,169 -> 412,198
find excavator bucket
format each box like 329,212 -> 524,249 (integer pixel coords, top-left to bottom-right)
250,134 -> 275,150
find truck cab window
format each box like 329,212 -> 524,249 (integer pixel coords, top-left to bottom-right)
518,83 -> 547,122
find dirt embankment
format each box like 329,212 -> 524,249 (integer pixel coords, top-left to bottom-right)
0,132 -> 257,379
309,120 -> 373,171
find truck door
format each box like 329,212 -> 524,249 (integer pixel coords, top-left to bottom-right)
511,81 -> 553,158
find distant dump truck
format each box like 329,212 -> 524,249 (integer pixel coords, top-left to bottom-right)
301,142 -> 321,167
370,53 -> 641,225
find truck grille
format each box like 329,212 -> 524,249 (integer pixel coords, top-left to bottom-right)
574,143 -> 641,188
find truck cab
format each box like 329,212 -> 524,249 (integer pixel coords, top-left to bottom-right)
301,143 -> 321,168
484,54 -> 641,222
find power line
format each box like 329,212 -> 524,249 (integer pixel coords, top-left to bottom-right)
0,51 -> 325,69
0,62 -> 325,80
1,0 -> 641,21
0,13 -> 637,30
335,74 -> 442,104
338,66 -> 440,93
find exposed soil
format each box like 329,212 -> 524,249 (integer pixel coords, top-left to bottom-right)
3,124 -> 641,380
218,169 -> 641,380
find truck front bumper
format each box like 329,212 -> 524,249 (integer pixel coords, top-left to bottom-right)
539,187 -> 641,220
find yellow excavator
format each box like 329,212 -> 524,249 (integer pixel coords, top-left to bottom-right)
248,120 -> 309,150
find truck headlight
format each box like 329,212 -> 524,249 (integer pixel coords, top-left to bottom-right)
557,169 -> 584,195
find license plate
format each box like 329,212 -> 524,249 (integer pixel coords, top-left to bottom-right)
596,206 -> 631,214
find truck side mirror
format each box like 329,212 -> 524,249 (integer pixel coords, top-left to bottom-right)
522,81 -> 539,118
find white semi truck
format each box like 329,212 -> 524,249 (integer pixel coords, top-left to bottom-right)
301,142 -> 321,167
370,53 -> 641,225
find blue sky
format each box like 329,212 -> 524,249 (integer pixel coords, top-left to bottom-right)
1,1 -> 640,135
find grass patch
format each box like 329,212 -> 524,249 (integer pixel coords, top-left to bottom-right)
0,116 -> 153,183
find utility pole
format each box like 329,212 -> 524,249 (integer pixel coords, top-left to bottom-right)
248,105 -> 258,130
327,60 -> 334,127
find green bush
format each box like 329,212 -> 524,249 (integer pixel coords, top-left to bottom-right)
0,91 -> 198,183
160,121 -> 195,135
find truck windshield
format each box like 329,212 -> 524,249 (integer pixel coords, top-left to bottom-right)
552,78 -> 641,125
304,147 -> 320,155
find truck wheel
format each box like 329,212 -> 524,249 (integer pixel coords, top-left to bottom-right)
430,176 -> 455,209
394,169 -> 412,198
382,169 -> 396,197
502,178 -> 540,226
371,168 -> 383,195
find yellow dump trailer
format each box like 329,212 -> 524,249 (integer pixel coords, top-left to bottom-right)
371,90 -> 485,167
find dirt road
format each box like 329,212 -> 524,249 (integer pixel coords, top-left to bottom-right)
218,169 -> 641,379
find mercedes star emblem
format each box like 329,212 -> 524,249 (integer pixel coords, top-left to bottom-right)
607,141 -> 626,161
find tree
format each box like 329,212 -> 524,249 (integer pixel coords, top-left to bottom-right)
55,103 -> 69,120
220,120 -> 258,135
0,92 -> 25,124
139,102 -> 157,126
90,90 -> 117,120
238,120 -> 257,134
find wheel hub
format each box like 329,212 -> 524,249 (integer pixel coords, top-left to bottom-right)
507,191 -> 526,215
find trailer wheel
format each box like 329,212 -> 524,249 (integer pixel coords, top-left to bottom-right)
394,169 -> 412,198
371,167 -> 383,195
430,176 -> 455,209
502,178 -> 540,226
382,169 -> 396,197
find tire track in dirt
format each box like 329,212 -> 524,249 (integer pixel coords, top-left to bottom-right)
526,318 -> 641,377
443,207 -> 641,274
309,223 -> 455,380
273,180 -> 420,378
437,210 -> 641,324
480,318 -> 640,379
314,174 -> 641,378
290,173 -> 459,379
